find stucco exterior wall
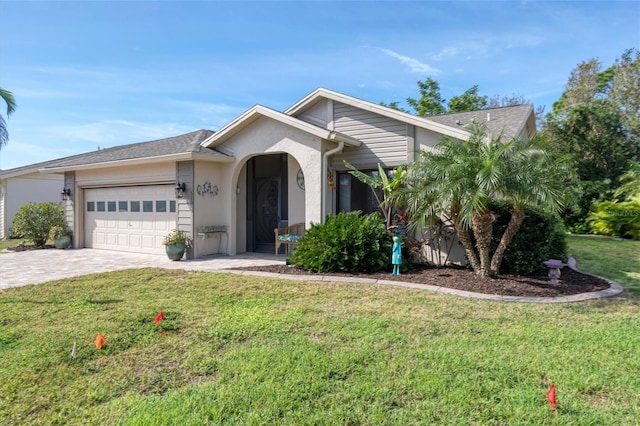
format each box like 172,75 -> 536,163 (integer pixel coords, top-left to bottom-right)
0,174 -> 63,239
287,155 -> 305,226
413,126 -> 443,157
193,161 -> 227,257
217,116 -> 325,254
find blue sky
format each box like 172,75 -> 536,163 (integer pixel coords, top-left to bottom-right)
0,0 -> 638,169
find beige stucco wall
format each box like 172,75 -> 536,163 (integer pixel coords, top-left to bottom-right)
0,174 -> 63,239
217,116 -> 327,254
413,126 -> 443,158
193,161 -> 227,257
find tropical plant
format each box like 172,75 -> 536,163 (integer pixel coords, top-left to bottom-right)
0,88 -> 17,150
11,202 -> 65,247
406,123 -> 567,277
343,161 -> 407,230
586,200 -> 640,240
162,229 -> 192,247
614,161 -> 640,201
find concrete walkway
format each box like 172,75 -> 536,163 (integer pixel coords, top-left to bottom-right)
0,248 -> 624,303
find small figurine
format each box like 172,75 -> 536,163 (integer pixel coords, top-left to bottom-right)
392,235 -> 402,275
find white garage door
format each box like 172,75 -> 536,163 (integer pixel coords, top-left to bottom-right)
84,185 -> 177,254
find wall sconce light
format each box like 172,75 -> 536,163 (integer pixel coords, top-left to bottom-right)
175,182 -> 186,199
236,185 -> 241,195
61,188 -> 71,201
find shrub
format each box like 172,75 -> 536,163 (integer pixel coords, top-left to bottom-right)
586,200 -> 640,239
11,202 -> 66,247
487,200 -> 568,275
288,211 -> 392,273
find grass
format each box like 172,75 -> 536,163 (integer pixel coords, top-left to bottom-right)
567,234 -> 640,297
0,235 -> 639,424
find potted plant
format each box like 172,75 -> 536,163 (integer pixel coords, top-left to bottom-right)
50,225 -> 72,249
162,229 -> 192,261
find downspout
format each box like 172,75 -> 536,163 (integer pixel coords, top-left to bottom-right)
321,136 -> 344,224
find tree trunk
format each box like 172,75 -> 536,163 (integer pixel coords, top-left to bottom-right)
455,226 -> 481,272
490,208 -> 526,276
450,207 -> 481,272
471,209 -> 494,277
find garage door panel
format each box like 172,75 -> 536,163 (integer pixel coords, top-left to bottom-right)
85,185 -> 176,255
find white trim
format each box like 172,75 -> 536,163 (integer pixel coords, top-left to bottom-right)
285,88 -> 471,140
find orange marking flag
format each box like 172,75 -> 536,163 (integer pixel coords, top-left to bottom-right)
95,333 -> 106,350
546,384 -> 557,408
154,311 -> 166,324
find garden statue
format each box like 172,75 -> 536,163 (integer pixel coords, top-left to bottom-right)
392,235 -> 402,275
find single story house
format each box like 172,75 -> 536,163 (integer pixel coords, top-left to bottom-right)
0,160 -> 65,239
37,88 -> 535,260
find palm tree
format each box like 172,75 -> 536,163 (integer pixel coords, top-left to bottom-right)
406,123 -> 566,277
0,88 -> 17,151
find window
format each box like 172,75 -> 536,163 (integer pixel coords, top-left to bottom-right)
107,201 -> 116,212
118,201 -> 128,212
97,201 -> 106,212
156,200 -> 167,213
87,201 -> 95,212
130,201 -> 140,212
143,201 -> 153,212
337,170 -> 384,215
170,200 -> 176,213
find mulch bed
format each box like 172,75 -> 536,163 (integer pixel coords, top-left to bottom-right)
5,244 -> 612,297
6,244 -> 55,252
233,264 -> 612,297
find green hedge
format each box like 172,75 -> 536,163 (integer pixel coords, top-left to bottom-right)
487,200 -> 568,275
288,211 -> 392,273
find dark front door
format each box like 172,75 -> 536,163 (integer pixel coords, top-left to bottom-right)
254,178 -> 280,252
246,154 -> 288,253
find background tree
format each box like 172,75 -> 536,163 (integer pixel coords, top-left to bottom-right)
0,88 -> 17,151
385,79 -> 531,118
447,85 -> 487,112
543,49 -> 640,228
406,78 -> 447,117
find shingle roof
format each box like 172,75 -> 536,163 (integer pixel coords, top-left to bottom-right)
1,156 -> 71,179
425,104 -> 534,140
41,129 -> 226,169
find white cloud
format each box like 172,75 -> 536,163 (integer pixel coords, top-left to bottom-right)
429,33 -> 546,61
379,49 -> 440,75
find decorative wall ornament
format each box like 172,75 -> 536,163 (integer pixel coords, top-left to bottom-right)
197,181 -> 219,198
296,168 -> 305,190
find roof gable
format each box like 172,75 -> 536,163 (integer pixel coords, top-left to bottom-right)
201,105 -> 361,148
286,88 -> 472,140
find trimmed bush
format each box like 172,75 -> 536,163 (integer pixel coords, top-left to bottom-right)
288,211 -> 392,273
11,202 -> 66,247
487,200 -> 568,275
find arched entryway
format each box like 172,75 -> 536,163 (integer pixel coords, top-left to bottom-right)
245,153 -> 289,253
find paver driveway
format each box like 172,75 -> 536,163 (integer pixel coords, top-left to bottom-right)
0,249 -> 285,289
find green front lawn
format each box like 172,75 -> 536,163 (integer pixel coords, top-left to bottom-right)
567,234 -> 640,297
1,253 -> 639,424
